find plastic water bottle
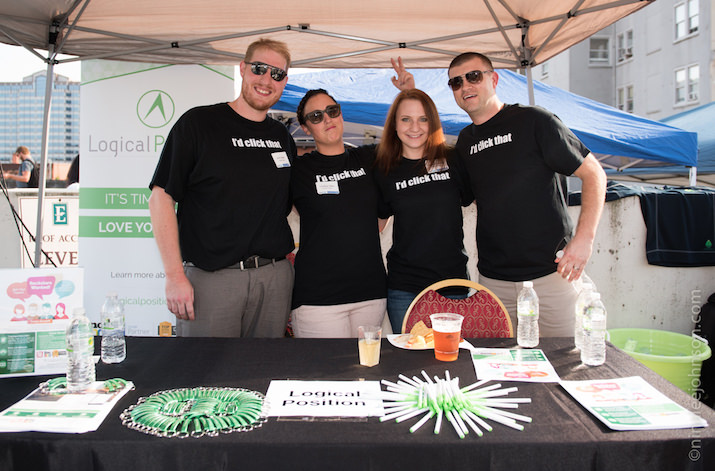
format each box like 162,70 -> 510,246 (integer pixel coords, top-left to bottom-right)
101,292 -> 126,363
581,292 -> 607,366
574,283 -> 594,350
517,281 -> 539,348
66,307 -> 96,392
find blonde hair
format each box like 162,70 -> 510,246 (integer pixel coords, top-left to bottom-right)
14,146 -> 30,156
245,38 -> 291,68
376,89 -> 447,174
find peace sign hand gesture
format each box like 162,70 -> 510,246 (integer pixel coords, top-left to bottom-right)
391,57 -> 415,91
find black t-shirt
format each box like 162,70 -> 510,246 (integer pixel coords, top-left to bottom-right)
149,103 -> 296,271
290,146 -> 387,308
455,104 -> 588,281
374,151 -> 472,294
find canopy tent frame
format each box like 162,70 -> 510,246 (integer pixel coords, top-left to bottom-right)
0,0 -> 656,267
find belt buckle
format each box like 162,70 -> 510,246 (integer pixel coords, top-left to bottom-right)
240,255 -> 260,270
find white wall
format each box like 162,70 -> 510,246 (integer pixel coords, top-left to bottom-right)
568,196 -> 713,335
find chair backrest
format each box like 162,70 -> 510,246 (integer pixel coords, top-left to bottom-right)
401,279 -> 513,338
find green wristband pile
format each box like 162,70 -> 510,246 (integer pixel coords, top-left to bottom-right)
39,377 -> 128,394
378,370 -> 532,438
120,387 -> 266,438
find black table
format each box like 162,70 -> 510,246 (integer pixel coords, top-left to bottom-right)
1,337 -> 714,471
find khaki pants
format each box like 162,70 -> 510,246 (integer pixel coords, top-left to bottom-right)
292,299 -> 387,338
479,271 -> 580,337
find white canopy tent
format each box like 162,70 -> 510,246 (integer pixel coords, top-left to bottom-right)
0,0 -> 654,266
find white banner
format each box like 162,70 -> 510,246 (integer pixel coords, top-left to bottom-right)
79,61 -> 234,336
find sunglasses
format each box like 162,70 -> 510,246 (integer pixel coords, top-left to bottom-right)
304,104 -> 342,124
246,61 -> 287,81
447,70 -> 493,91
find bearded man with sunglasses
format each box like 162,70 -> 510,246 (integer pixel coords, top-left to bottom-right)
149,38 -> 296,338
448,52 -> 607,337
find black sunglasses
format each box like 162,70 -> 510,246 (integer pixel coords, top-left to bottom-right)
447,70 -> 493,91
246,61 -> 287,81
304,104 -> 342,124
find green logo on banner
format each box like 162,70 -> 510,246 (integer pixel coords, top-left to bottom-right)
53,203 -> 68,225
137,90 -> 175,128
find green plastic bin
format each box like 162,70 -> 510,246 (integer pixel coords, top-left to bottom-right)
608,328 -> 711,396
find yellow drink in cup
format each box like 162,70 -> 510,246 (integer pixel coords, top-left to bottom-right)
358,325 -> 382,367
430,313 -> 464,362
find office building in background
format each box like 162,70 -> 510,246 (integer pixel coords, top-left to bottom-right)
0,71 -> 80,163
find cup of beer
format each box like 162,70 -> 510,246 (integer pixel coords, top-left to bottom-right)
429,313 -> 464,361
358,325 -> 382,367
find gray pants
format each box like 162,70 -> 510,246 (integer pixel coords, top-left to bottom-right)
178,259 -> 294,338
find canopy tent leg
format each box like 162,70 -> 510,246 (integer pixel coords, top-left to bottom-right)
33,44 -> 56,267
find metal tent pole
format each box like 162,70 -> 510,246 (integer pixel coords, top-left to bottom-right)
33,42 -> 56,267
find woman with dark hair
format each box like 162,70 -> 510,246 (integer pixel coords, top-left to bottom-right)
375,88 -> 473,333
290,89 -> 387,338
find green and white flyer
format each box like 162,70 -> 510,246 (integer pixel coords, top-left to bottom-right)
560,376 -> 707,430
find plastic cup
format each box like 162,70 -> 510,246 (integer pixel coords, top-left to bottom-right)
358,325 -> 382,367
430,313 -> 464,362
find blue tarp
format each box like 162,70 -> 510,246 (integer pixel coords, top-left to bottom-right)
273,68 -> 698,169
661,102 -> 715,174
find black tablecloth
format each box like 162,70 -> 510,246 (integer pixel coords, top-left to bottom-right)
1,337 -> 714,471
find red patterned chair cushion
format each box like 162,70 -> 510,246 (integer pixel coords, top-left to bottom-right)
404,289 -> 512,338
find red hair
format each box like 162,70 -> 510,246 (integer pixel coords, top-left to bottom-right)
376,89 -> 447,174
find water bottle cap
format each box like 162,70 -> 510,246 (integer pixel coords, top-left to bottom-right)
592,292 -> 601,300
523,281 -> 533,288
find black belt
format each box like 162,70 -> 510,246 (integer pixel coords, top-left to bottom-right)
230,255 -> 285,270
185,256 -> 286,271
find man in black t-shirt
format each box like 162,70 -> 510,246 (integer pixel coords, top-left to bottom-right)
148,39 -> 296,338
447,52 -> 607,336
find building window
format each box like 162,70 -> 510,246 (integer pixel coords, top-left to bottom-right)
540,62 -> 549,78
675,0 -> 699,40
617,30 -> 633,62
617,86 -> 634,113
675,64 -> 699,104
589,37 -> 609,64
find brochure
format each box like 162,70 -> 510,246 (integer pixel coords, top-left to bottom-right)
560,376 -> 707,430
471,348 -> 561,382
0,380 -> 134,433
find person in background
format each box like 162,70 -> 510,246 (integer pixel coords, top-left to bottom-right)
148,38 -> 296,338
66,154 -> 79,190
447,52 -> 607,336
374,86 -> 473,333
7,146 -> 35,188
289,89 -> 387,338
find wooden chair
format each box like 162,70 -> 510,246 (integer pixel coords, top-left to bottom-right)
401,279 -> 513,338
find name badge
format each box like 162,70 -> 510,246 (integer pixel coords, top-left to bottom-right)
272,151 -> 291,168
427,159 -> 449,174
316,181 -> 340,195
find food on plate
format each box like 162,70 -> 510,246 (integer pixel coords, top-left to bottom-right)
407,321 -> 434,349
